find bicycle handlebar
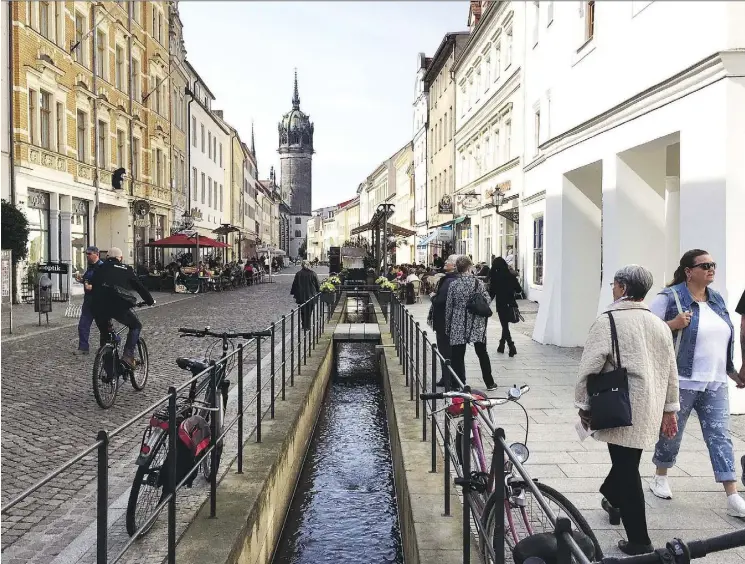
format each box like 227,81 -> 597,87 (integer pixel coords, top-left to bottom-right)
177,327 -> 272,340
420,385 -> 530,402
600,529 -> 745,563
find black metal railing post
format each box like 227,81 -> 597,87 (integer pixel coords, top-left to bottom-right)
431,343 -> 438,473
270,322 -> 276,419
401,305 -> 406,369
389,296 -> 394,337
298,305 -> 302,371
96,430 -> 109,564
303,302 -> 308,365
409,316 -> 415,386
413,322 -> 419,406
290,309 -> 295,386
209,362 -> 218,518
281,315 -> 286,401
462,391 -> 472,564
556,517 -> 573,564
492,427 -> 507,564
403,311 -> 409,382
256,337 -> 262,443
237,344 -> 244,474
167,386 -> 178,564
422,332 -> 427,440
443,403 -> 451,517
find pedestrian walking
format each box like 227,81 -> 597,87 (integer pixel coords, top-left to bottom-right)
291,260 -> 320,331
489,256 -> 523,357
429,255 -> 458,387
445,255 -> 497,390
74,246 -> 103,355
648,249 -> 745,517
575,265 -> 680,556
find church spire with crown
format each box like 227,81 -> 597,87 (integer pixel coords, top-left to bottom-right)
292,68 -> 300,110
251,121 -> 256,157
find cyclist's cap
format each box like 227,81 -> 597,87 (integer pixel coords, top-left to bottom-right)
109,247 -> 123,259
86,245 -> 99,254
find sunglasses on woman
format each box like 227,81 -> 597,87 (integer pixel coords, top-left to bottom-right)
692,262 -> 716,271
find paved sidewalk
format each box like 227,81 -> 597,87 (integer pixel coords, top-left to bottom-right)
405,298 -> 745,562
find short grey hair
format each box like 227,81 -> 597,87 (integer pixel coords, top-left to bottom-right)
445,254 -> 458,266
455,255 -> 472,273
301,260 -> 311,270
614,264 -> 654,300
109,247 -> 123,260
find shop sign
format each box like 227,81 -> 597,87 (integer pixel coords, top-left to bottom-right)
459,194 -> 481,212
438,195 -> 453,214
438,225 -> 454,242
1,250 -> 11,301
39,262 -> 69,275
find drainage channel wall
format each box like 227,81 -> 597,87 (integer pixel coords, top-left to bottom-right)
176,316 -> 337,564
374,298 -> 480,564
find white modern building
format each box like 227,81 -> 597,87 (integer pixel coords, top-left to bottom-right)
522,0 -> 745,358
186,62 -> 229,240
452,1 -> 524,265
412,53 -> 430,264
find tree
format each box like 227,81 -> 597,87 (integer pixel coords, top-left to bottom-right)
298,237 -> 308,260
1,200 -> 29,264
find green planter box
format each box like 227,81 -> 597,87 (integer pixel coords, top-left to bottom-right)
377,290 -> 391,306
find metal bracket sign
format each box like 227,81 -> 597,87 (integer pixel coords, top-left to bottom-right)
1,250 -> 11,302
39,262 -> 70,275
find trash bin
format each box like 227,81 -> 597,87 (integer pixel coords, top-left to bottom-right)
34,274 -> 53,314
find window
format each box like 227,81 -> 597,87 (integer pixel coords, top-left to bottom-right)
97,120 -> 107,168
219,143 -> 223,167
132,58 -> 141,101
208,132 -> 212,158
76,110 -> 87,161
133,2 -> 141,24
533,216 -> 544,285
39,1 -> 50,39
116,130 -> 125,167
40,91 -> 51,149
533,1 -> 540,45
74,13 -> 86,65
155,77 -> 162,114
192,117 -> 197,146
505,28 -> 513,67
449,107 -> 453,140
96,31 -> 105,79
219,184 -> 223,211
133,138 -> 141,179
201,173 -> 205,204
213,138 -> 216,162
201,124 -> 205,152
586,1 -> 596,41
295,217 -> 301,224
192,167 -> 197,199
484,58 -> 491,88
29,90 -> 37,145
115,45 -> 124,91
547,1 -> 554,24
208,177 -> 212,207
484,137 -> 491,170
505,121 -> 512,161
495,44 -> 501,80
55,102 -> 63,152
534,110 -> 541,155
295,230 -> 302,238
439,119 -> 443,150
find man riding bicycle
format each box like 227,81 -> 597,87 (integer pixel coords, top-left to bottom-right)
88,247 -> 155,368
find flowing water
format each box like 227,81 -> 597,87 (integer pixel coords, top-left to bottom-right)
272,341 -> 404,564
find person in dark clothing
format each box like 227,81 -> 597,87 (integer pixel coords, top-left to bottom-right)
74,246 -> 103,355
433,254 -> 444,269
489,256 -> 523,357
291,260 -> 320,330
477,263 -> 490,278
430,258 -> 458,388
89,247 -> 155,367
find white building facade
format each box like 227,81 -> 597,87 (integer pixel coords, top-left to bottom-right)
412,53 -> 430,264
453,1 -> 524,266
522,0 -> 745,367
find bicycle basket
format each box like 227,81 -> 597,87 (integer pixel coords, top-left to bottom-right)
445,390 -> 487,418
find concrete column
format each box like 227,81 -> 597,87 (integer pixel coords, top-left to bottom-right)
49,193 -> 60,264
664,176 -> 680,285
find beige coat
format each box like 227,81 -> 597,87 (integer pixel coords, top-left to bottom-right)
575,300 -> 680,450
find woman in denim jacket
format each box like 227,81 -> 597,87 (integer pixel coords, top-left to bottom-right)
649,249 -> 745,517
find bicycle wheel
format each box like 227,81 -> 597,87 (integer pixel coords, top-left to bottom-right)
480,480 -> 602,563
92,344 -> 118,409
126,435 -> 169,538
130,339 -> 149,391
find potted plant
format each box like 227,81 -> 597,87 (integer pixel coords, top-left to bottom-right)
377,279 -> 396,306
320,280 -> 337,305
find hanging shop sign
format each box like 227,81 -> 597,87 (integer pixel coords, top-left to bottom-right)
438,225 -> 454,242
438,195 -> 453,214
458,194 -> 481,212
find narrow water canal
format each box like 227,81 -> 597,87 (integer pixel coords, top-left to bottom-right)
272,341 -> 404,564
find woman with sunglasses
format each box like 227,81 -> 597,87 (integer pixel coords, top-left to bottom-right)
648,249 -> 745,517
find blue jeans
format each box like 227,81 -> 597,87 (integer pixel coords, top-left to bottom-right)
77,301 -> 94,351
653,385 -> 736,482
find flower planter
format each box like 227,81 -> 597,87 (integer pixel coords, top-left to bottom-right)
377,290 -> 391,306
366,274 -> 376,286
321,292 -> 336,305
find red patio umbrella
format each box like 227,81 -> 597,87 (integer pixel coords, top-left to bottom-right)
145,233 -> 228,248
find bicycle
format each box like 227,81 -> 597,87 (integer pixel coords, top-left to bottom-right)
124,327 -> 270,538
91,302 -> 151,409
421,386 -> 602,564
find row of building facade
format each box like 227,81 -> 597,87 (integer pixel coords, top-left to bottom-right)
307,0 -> 745,349
1,1 -> 302,299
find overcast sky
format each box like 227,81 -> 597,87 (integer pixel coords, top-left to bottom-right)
180,1 -> 467,210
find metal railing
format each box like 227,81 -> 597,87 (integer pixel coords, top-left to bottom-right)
2,293 -> 327,563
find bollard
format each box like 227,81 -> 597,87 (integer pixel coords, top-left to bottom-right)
290,310 -> 295,386
270,323 -> 276,419
462,391 -> 472,564
209,362 -> 218,518
492,427 -> 507,564
256,337 -> 262,443
237,344 -> 244,473
431,343 -> 438,473
167,386 -> 178,564
422,333 -> 428,441
96,430 -> 109,564
281,316 -> 286,401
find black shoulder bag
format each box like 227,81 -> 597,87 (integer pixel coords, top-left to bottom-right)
466,277 -> 493,318
586,312 -> 632,431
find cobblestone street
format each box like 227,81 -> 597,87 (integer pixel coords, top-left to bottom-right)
0,268 -> 315,559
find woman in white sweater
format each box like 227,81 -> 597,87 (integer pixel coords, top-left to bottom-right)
575,265 -> 680,556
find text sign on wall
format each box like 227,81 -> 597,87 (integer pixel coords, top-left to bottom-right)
1,250 -> 11,301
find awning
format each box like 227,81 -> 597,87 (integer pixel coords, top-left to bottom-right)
430,215 -> 469,229
417,231 -> 438,248
453,216 -> 468,225
145,233 -> 228,248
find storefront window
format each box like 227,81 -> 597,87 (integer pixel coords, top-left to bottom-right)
71,198 -> 89,278
27,190 -> 50,264
148,213 -> 165,267
533,216 -> 544,285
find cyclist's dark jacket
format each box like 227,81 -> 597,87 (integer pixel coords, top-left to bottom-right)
90,258 -> 154,315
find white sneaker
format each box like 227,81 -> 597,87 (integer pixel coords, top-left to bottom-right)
649,475 -> 673,499
727,494 -> 745,518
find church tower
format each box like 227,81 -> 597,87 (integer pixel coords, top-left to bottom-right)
278,70 -> 314,258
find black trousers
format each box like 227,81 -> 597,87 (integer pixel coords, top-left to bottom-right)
496,306 -> 513,343
600,443 -> 650,546
435,329 -> 452,384
94,308 -> 142,357
299,302 -> 313,330
450,342 -> 495,389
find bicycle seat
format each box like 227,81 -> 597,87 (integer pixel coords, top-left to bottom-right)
176,357 -> 209,373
